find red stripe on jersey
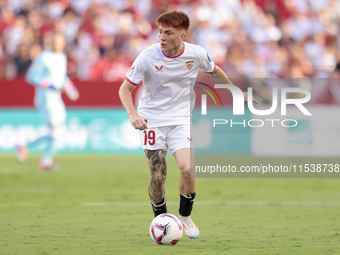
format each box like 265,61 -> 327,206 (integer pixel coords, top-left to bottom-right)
203,64 -> 216,74
125,77 -> 140,87
162,43 -> 185,58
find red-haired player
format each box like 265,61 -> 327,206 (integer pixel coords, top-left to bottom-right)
119,10 -> 256,239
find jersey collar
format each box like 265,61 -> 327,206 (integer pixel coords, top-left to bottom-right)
161,42 -> 185,58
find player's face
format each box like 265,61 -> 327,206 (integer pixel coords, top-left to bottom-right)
158,25 -> 184,54
53,34 -> 66,53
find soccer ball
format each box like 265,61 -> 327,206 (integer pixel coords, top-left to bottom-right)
149,213 -> 183,245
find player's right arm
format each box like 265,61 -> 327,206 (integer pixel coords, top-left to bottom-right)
25,53 -> 56,90
119,80 -> 147,130
119,49 -> 149,130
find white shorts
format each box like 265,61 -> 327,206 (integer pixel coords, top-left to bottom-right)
139,125 -> 193,154
38,107 -> 66,127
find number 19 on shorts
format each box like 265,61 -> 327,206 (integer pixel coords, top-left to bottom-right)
143,130 -> 155,145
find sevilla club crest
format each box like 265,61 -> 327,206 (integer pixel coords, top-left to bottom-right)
186,61 -> 194,70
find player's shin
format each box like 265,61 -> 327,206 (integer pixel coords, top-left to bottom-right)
26,134 -> 51,148
40,136 -> 57,165
40,125 -> 65,168
146,149 -> 167,217
148,176 -> 166,217
179,192 -> 196,216
150,197 -> 167,217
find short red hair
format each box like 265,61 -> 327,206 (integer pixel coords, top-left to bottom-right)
156,10 -> 190,32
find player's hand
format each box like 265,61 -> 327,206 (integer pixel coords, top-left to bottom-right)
64,85 -> 79,101
243,92 -> 258,104
130,113 -> 147,130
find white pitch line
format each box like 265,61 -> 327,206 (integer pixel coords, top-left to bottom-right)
282,201 -> 340,206
0,188 -> 147,194
82,201 -> 340,207
0,203 -> 40,207
83,201 -> 221,206
1,201 -> 340,207
83,202 -> 150,206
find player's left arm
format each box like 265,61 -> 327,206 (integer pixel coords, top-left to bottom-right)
208,66 -> 258,104
62,76 -> 79,101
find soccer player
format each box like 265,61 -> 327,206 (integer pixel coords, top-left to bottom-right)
16,32 -> 79,171
119,10 -> 256,239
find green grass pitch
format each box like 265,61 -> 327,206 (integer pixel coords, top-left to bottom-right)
0,155 -> 340,254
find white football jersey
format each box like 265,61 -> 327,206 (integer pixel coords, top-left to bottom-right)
126,42 -> 215,127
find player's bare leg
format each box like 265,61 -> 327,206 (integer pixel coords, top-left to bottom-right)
145,149 -> 167,217
173,148 -> 199,239
16,124 -> 65,169
174,148 -> 196,194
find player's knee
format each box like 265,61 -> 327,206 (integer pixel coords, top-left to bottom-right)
179,164 -> 191,179
150,173 -> 166,187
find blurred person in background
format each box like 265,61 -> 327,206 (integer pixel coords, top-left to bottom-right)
2,13 -> 27,56
1,0 -> 339,81
12,42 -> 32,76
329,62 -> 340,104
16,32 -> 79,171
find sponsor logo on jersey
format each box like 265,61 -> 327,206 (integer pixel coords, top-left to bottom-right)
155,65 -> 164,72
128,67 -> 134,73
187,137 -> 192,141
186,61 -> 194,70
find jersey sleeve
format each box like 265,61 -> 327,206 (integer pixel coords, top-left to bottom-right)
125,51 -> 147,86
25,53 -> 49,87
197,46 -> 216,74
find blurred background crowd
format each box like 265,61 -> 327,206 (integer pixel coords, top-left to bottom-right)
0,0 -> 339,82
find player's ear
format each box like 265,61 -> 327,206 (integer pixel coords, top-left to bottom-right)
181,33 -> 186,40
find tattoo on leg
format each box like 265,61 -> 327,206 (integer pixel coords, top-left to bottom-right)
145,149 -> 167,204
